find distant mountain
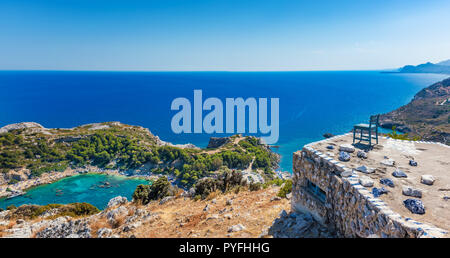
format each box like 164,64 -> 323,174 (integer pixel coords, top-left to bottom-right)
398,61 -> 450,74
437,59 -> 450,66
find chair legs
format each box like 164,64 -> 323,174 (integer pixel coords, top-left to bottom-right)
352,127 -> 378,148
376,128 -> 379,144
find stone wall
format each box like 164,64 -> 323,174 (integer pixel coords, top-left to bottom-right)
291,133 -> 448,238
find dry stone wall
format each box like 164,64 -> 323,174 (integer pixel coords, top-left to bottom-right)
292,133 -> 448,238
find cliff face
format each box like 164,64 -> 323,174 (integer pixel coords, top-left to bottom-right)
380,77 -> 450,144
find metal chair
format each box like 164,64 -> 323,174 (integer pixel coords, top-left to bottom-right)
353,114 -> 379,147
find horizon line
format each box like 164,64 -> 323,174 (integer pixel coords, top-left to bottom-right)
0,68 -> 395,73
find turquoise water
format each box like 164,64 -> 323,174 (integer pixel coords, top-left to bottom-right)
0,174 -> 150,210
0,71 -> 448,172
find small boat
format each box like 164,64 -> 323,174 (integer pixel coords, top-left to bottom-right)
6,191 -> 24,199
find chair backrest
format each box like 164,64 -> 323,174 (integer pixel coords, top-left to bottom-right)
369,114 -> 380,127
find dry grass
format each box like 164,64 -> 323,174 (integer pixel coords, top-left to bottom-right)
125,185 -> 289,238
205,190 -> 221,201
30,225 -> 47,238
89,217 -> 111,237
0,221 -> 17,237
111,214 -> 126,229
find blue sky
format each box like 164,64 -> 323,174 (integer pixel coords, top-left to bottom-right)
1,0 -> 449,71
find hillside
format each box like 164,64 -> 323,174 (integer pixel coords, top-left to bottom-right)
0,182 -> 335,238
0,122 -> 280,195
380,77 -> 450,144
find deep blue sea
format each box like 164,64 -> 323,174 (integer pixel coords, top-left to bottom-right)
0,71 -> 447,172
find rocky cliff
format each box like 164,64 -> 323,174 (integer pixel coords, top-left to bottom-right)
380,77 -> 450,145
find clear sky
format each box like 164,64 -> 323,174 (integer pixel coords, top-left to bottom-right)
1,0 -> 449,71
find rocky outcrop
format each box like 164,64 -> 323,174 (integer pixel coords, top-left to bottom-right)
0,122 -> 44,134
266,210 -> 334,238
0,122 -> 52,135
35,217 -> 92,238
207,137 -> 231,149
107,196 -> 128,208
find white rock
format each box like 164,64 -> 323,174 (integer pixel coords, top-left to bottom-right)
421,175 -> 435,185
107,196 -> 128,208
355,165 -> 375,174
357,150 -> 368,159
224,214 -> 233,219
359,176 -> 374,187
339,144 -> 355,153
380,159 -> 395,167
402,186 -> 422,198
206,214 -> 219,220
340,170 -> 353,177
228,224 -> 246,232
97,228 -> 113,238
106,206 -> 129,226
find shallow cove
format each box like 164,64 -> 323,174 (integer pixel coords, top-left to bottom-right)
0,174 -> 150,210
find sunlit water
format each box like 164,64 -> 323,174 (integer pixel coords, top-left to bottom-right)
0,71 -> 447,172
0,174 -> 150,210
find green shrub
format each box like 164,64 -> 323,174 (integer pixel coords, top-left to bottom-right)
194,169 -> 245,199
249,182 -> 262,191
263,178 -> 284,189
277,180 -> 292,198
7,204 -> 61,219
57,202 -> 99,217
8,178 -> 19,185
386,126 -> 421,141
6,204 -> 16,210
132,176 -> 177,204
194,177 -> 221,199
132,184 -> 152,204
6,203 -> 98,219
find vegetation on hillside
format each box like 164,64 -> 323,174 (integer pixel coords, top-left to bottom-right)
386,126 -> 421,141
193,168 -> 246,199
132,176 -> 179,204
5,202 -> 99,220
0,122 -> 280,187
380,77 -> 450,145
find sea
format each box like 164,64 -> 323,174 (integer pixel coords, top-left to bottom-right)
0,71 -> 447,172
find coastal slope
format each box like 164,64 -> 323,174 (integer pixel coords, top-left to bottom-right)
380,77 -> 450,144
